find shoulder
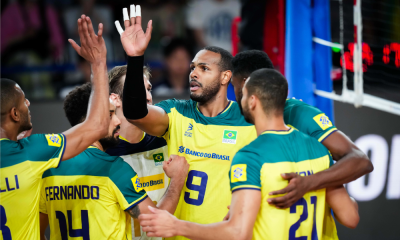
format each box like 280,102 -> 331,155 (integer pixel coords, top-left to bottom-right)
291,130 -> 330,156
155,98 -> 194,114
284,99 -> 322,116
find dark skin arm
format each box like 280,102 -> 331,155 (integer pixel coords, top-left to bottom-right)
268,130 -> 373,208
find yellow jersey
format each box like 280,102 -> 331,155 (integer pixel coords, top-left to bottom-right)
39,146 -> 148,240
230,128 -> 338,240
0,134 -> 66,240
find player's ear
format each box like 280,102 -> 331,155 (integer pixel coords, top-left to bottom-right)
10,107 -> 20,122
221,70 -> 232,85
110,93 -> 122,108
249,95 -> 257,110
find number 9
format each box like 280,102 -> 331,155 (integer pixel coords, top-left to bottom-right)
184,170 -> 208,206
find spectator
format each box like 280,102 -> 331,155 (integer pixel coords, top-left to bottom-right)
186,0 -> 240,52
153,38 -> 193,96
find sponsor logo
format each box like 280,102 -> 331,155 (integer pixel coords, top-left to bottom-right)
153,153 -> 164,166
313,114 -> 333,130
45,134 -> 62,147
131,175 -> 143,192
222,130 -> 237,144
231,164 -> 247,182
139,173 -> 165,191
178,146 -> 230,160
184,123 -> 193,137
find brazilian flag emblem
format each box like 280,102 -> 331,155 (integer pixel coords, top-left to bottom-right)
153,153 -> 164,165
222,130 -> 237,144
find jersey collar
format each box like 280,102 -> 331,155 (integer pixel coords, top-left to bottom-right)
119,132 -> 146,143
196,101 -> 233,117
0,138 -> 10,141
261,128 -> 294,135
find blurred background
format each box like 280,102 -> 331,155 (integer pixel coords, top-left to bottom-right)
1,0 -> 399,239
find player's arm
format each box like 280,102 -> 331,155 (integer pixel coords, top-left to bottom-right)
39,213 -> 49,240
139,190 -> 260,240
114,5 -> 169,136
326,185 -> 359,229
126,155 -> 189,218
61,15 -> 110,160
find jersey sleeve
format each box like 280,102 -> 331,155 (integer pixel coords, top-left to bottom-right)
39,179 -> 48,214
25,133 -> 66,174
109,159 -> 148,211
284,100 -> 337,142
230,150 -> 262,192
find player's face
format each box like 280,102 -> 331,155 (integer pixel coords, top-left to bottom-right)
231,74 -> 246,112
189,50 -> 222,103
16,85 -> 33,132
241,81 -> 254,124
144,77 -> 153,105
99,102 -> 121,150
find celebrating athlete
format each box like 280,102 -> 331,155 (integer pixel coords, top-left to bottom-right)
39,83 -> 189,239
138,69 -> 360,239
106,65 -> 169,239
0,15 -> 110,240
230,50 -> 373,208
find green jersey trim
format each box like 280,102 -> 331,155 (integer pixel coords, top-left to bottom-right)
0,138 -> 10,141
261,128 -> 294,135
232,185 -> 261,191
318,128 -> 337,142
125,194 -> 148,211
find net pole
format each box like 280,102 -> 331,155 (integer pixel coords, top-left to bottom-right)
353,0 -> 363,107
339,0 -> 348,95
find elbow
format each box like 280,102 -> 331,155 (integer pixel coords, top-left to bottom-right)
87,119 -> 109,138
359,151 -> 374,174
344,213 -> 360,229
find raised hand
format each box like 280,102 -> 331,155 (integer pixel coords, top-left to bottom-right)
115,4 -> 153,56
163,155 -> 189,181
68,15 -> 106,65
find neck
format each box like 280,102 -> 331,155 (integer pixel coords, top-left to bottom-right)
253,110 -> 289,136
117,109 -> 144,143
197,89 -> 229,117
92,141 -> 104,151
1,124 -> 20,141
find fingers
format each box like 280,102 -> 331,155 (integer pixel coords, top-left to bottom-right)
281,172 -> 298,180
269,184 -> 294,196
115,21 -> 124,35
81,15 -> 93,45
77,18 -> 87,47
145,20 -> 153,41
123,8 -> 130,29
68,39 -> 81,55
97,23 -> 103,38
148,205 -> 158,213
130,4 -> 136,25
85,16 -> 96,40
135,5 -> 142,26
139,214 -> 155,221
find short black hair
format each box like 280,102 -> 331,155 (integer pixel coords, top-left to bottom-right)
246,68 -> 288,115
1,78 -> 22,117
203,46 -> 233,72
63,83 -> 92,126
163,38 -> 193,58
232,50 -> 274,79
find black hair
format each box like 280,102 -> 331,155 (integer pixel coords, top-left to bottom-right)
1,78 -> 22,116
203,46 -> 233,72
232,50 -> 274,79
163,38 -> 193,58
246,68 -> 288,115
63,83 -> 92,126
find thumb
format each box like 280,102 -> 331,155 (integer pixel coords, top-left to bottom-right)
145,20 -> 153,41
68,39 -> 81,55
148,205 -> 158,213
281,172 -> 297,180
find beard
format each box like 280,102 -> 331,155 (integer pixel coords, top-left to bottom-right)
190,79 -> 221,103
241,103 -> 254,124
19,111 -> 33,133
99,126 -> 120,150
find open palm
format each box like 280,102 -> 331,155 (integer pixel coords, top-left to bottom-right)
115,5 -> 153,57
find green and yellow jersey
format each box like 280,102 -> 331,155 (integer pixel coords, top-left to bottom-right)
156,98 -> 337,240
0,134 -> 66,240
156,99 -> 256,238
39,146 -> 147,240
284,99 -> 337,142
230,128 -> 338,240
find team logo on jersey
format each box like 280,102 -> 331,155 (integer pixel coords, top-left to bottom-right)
231,164 -> 247,182
313,114 -> 333,130
153,153 -> 165,166
45,134 -> 62,147
184,123 -> 193,137
222,130 -> 237,144
139,173 -> 165,191
131,175 -> 144,192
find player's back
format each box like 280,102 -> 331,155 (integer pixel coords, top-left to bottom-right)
40,146 -> 147,240
0,134 -> 66,240
230,128 -> 338,240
